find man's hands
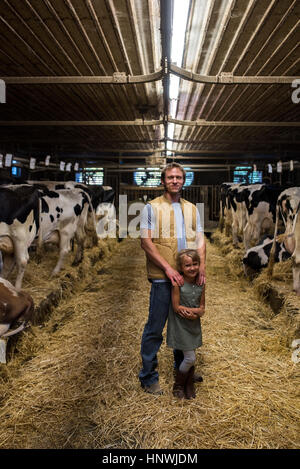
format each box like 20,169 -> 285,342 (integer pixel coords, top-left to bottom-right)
196,265 -> 206,286
165,266 -> 184,287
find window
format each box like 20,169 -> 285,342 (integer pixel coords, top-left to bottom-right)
183,168 -> 194,187
134,167 -> 194,187
76,168 -> 104,185
11,165 -> 21,177
233,166 -> 262,184
134,168 -> 161,186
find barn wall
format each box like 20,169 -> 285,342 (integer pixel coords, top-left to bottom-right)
194,171 -> 229,185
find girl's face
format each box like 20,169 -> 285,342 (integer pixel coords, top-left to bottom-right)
181,255 -> 199,280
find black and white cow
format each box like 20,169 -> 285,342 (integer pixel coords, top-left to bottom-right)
269,187 -> 300,295
227,183 -> 254,246
27,181 -> 99,245
27,181 -> 116,241
243,235 -> 291,277
219,183 -> 288,251
37,186 -> 93,274
65,183 -> 116,235
57,182 -> 116,238
0,185 -> 94,289
243,185 -> 289,251
0,185 -> 40,291
219,182 -> 236,234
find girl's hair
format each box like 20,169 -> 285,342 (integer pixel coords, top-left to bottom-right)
177,249 -> 200,272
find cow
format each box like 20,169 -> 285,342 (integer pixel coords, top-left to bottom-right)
269,187 -> 300,295
0,277 -> 34,338
26,180 -> 115,211
243,235 -> 291,278
26,181 -> 99,246
227,183 -> 251,246
219,182 -> 236,234
242,184 -> 285,251
37,186 -> 94,274
0,185 -> 40,291
57,183 -> 116,235
26,180 -> 116,242
1,185 -> 94,289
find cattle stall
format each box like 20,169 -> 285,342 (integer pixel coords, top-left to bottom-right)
0,0 -> 299,453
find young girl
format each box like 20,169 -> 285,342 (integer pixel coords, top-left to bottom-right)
167,249 -> 205,399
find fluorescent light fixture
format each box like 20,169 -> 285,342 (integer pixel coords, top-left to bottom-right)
168,0 -> 190,145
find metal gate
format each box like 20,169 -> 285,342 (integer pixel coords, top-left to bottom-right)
118,184 -> 220,222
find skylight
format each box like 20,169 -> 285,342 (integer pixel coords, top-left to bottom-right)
168,0 -> 190,147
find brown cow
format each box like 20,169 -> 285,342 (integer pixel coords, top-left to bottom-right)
0,277 -> 34,337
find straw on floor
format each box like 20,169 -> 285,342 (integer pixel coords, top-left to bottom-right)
0,235 -> 299,449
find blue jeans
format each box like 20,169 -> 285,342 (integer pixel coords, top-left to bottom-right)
139,281 -> 184,387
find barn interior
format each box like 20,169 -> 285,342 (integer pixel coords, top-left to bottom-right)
0,0 -> 299,212
0,0 -> 299,452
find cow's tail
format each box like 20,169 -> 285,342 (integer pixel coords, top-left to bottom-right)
37,196 -> 44,252
267,201 -> 280,277
219,199 -> 224,232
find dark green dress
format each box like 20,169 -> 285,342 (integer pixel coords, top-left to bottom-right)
167,281 -> 203,351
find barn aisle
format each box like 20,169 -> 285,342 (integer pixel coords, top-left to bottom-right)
0,238 -> 298,449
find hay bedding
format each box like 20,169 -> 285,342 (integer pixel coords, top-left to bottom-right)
0,238 -> 299,449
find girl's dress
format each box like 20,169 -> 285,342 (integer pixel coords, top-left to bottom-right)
167,280 -> 203,351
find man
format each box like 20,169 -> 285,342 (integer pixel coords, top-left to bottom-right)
139,163 -> 206,395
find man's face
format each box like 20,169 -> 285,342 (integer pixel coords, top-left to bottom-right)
162,168 -> 184,195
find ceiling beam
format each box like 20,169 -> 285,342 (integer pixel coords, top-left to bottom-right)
0,120 -> 163,126
168,138 -> 299,145
169,118 -> 300,127
0,70 -> 163,85
1,119 -> 298,127
0,137 -> 297,146
170,63 -> 300,85
2,64 -> 298,86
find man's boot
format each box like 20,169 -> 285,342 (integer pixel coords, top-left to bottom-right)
173,369 -> 188,399
185,366 -> 196,399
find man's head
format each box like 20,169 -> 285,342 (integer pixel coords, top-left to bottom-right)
161,163 -> 185,196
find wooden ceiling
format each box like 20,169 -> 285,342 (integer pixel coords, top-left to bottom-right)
0,0 -> 299,168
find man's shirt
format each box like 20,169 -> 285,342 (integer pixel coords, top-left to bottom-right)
141,201 -> 204,282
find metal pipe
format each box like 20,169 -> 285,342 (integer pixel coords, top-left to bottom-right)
1,119 -> 298,127
170,64 -> 300,84
169,118 -> 300,127
1,70 -> 163,85
0,120 -> 163,126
